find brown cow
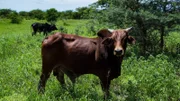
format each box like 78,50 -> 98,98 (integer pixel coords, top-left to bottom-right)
38,27 -> 135,99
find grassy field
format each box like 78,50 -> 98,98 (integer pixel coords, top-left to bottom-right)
0,19 -> 180,101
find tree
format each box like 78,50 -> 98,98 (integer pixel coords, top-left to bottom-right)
64,10 -> 74,19
0,9 -> 13,18
91,0 -> 111,8
72,11 -> 81,19
46,8 -> 58,23
19,11 -> 29,19
10,11 -> 23,24
76,7 -> 95,19
142,0 -> 180,52
94,0 -> 180,56
29,9 -> 45,20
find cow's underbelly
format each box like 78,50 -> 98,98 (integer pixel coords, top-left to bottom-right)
59,57 -> 95,72
55,53 -> 108,76
58,62 -> 109,78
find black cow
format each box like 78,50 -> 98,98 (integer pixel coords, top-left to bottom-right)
31,22 -> 57,36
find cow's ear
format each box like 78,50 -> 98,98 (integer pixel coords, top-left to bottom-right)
97,29 -> 112,38
102,38 -> 113,45
128,36 -> 135,44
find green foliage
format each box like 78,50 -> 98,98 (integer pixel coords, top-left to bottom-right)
0,6 -> 97,20
46,8 -> 58,23
120,54 -> 180,100
59,26 -> 68,33
85,20 -> 103,36
75,7 -> 96,19
60,10 -> 74,19
165,31 -> 180,54
29,9 -> 45,20
94,0 -> 180,56
0,9 -> 12,18
10,14 -> 23,24
19,11 -> 29,19
0,93 -> 27,101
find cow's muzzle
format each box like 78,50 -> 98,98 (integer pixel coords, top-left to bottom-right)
114,49 -> 123,56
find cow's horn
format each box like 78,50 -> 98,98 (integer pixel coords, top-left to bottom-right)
108,29 -> 114,33
125,27 -> 133,32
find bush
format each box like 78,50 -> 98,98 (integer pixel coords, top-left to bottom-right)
59,26 -> 68,33
10,14 -> 23,24
165,31 -> 180,54
117,54 -> 180,100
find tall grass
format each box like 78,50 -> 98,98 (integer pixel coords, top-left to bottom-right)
0,19 -> 179,101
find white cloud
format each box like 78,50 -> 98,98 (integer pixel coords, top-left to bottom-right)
0,0 -> 98,12
41,0 -> 98,11
44,0 -> 63,4
44,0 -> 97,5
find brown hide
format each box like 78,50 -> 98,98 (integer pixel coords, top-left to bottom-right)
38,28 -> 135,99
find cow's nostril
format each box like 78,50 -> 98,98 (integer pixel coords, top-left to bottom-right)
114,49 -> 123,56
115,49 -> 122,54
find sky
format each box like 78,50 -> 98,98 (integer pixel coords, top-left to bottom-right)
0,0 -> 98,12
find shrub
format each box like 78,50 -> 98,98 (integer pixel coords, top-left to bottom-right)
10,14 -> 23,24
165,31 -> 180,54
59,26 -> 68,33
118,54 -> 180,100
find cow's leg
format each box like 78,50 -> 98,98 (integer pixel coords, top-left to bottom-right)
38,31 -> 42,35
34,29 -> 38,36
69,75 -> 76,84
32,32 -> 34,36
53,68 -> 65,86
32,31 -> 36,36
43,30 -> 47,36
69,75 -> 76,91
38,63 -> 54,93
99,77 -> 111,100
45,32 -> 48,36
65,71 -> 77,91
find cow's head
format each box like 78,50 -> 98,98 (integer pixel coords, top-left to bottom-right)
50,24 -> 58,30
98,27 -> 135,57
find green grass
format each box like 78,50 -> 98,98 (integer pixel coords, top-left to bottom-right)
0,19 -> 179,101
0,19 -> 90,35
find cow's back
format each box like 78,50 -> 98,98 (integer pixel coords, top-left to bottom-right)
31,23 -> 43,30
42,33 -> 101,74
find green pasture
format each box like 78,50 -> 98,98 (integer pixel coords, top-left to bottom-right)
0,19 -> 180,101
0,19 -> 90,35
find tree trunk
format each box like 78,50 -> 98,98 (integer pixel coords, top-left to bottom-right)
136,15 -> 147,56
160,26 -> 165,52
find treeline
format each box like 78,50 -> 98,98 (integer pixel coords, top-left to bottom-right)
0,7 -> 97,22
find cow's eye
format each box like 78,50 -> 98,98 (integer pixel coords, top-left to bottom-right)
120,37 -> 127,44
123,36 -> 128,41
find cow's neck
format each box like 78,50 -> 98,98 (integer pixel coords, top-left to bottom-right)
107,55 -> 124,79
